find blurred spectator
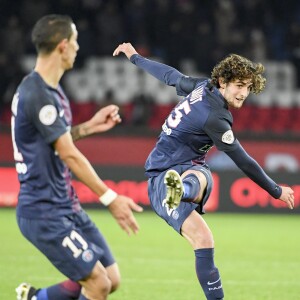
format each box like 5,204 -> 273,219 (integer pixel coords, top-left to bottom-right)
131,94 -> 154,126
248,28 -> 268,62
1,0 -> 300,130
1,0 -> 300,83
95,1 -> 124,55
76,18 -> 96,67
0,14 -> 26,109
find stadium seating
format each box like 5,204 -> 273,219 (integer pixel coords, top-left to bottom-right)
1,98 -> 299,135
1,57 -> 299,136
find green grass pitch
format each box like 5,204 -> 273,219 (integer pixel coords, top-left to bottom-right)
0,208 -> 299,299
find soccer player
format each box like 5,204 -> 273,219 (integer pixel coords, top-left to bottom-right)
13,16 -> 143,300
113,43 -> 295,300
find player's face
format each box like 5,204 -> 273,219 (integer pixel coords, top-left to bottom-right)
220,79 -> 252,109
62,23 -> 79,70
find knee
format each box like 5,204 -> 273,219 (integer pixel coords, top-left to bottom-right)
182,170 -> 208,202
86,277 -> 111,300
192,230 -> 214,249
110,275 -> 121,293
80,265 -> 112,300
98,276 -> 112,297
106,263 -> 121,293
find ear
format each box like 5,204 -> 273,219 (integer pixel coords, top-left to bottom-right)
57,39 -> 68,53
218,77 -> 226,89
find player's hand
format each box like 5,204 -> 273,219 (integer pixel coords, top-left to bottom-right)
113,42 -> 138,59
89,105 -> 121,134
278,186 -> 294,209
108,195 -> 143,235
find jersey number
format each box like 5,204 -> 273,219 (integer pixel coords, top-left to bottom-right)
167,100 -> 191,128
11,117 -> 23,162
62,230 -> 88,258
11,93 -> 28,174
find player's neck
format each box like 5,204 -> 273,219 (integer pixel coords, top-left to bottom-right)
34,54 -> 64,89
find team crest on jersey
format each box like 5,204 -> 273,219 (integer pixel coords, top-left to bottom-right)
39,105 -> 57,125
82,249 -> 94,263
172,210 -> 179,220
221,130 -> 234,144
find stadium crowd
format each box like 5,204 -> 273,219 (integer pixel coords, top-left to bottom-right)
1,0 -> 300,133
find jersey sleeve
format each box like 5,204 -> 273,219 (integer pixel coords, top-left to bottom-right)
176,76 -> 206,96
203,112 -> 240,152
203,107 -> 281,198
130,54 -> 184,86
130,54 -> 207,98
225,143 -> 282,198
24,90 -> 68,144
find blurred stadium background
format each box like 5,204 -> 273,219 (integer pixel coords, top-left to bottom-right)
0,1 -> 300,299
0,0 -> 299,213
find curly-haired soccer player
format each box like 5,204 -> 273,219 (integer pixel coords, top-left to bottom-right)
113,42 -> 294,300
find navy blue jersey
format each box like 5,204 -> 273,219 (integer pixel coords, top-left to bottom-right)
130,54 -> 281,198
145,78 -> 239,175
11,71 -> 81,218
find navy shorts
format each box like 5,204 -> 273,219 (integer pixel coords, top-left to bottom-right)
148,164 -> 213,234
17,209 -> 115,281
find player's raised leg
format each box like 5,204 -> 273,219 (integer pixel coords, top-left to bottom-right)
164,168 -> 204,209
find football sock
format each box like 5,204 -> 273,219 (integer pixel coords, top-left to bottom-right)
195,248 -> 224,300
37,280 -> 81,300
182,174 -> 200,202
36,288 -> 47,300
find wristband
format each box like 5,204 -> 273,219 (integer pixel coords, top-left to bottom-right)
99,189 -> 117,206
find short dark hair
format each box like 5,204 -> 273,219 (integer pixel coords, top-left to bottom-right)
31,14 -> 74,55
211,54 -> 266,94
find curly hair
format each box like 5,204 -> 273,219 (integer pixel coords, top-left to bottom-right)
211,54 -> 266,94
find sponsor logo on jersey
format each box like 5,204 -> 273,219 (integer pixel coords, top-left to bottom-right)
39,105 -> 57,125
198,144 -> 213,153
221,130 -> 234,144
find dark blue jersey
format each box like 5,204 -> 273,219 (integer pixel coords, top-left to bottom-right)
130,54 -> 281,199
145,78 -> 239,174
11,71 -> 81,218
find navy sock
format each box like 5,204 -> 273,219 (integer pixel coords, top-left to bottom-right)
194,248 -> 224,300
37,280 -> 81,300
182,174 -> 200,202
36,288 -> 48,300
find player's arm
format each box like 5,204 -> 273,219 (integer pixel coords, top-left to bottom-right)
71,105 -> 121,141
54,131 -> 143,234
203,113 -> 294,209
113,42 -> 199,96
225,144 -> 294,209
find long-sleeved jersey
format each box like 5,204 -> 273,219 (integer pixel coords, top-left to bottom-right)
130,54 -> 281,199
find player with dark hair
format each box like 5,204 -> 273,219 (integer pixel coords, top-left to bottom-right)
113,43 -> 294,300
13,16 -> 143,300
